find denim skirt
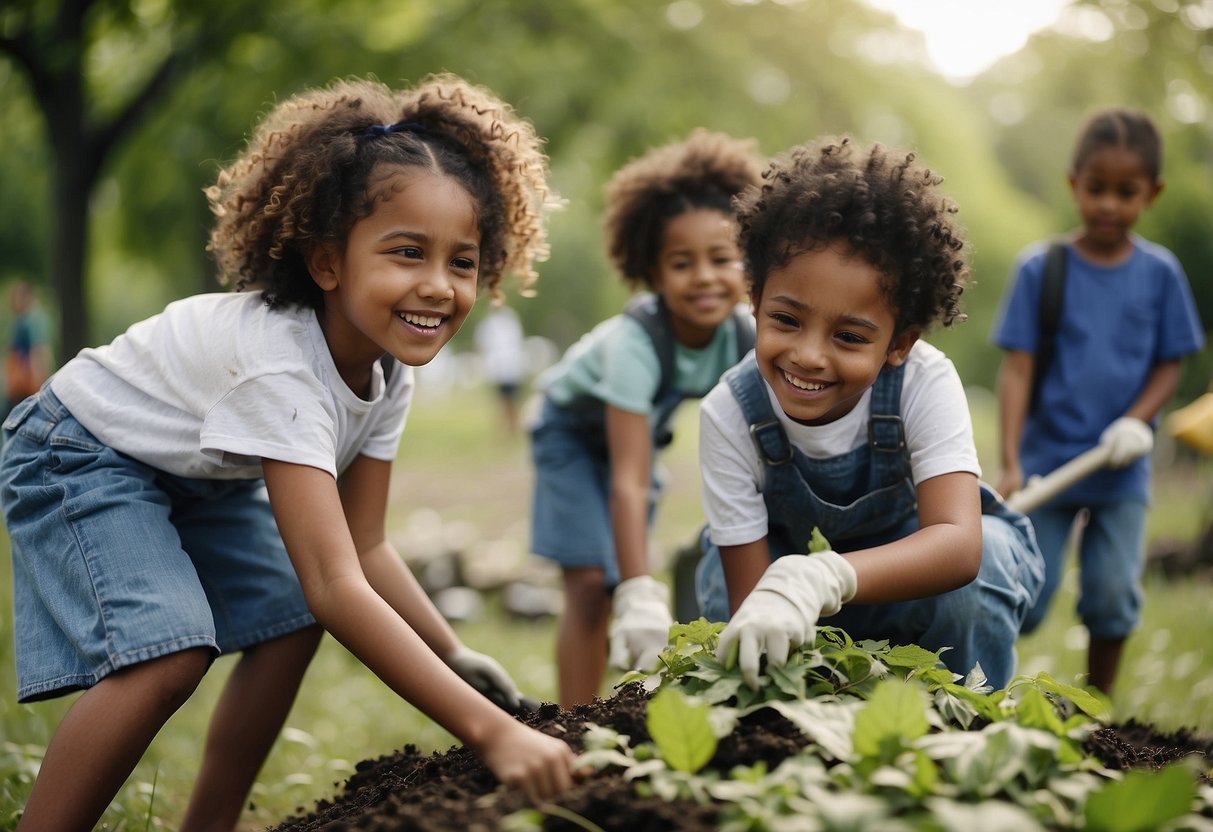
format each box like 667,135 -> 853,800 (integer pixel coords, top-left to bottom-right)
528,396 -> 660,588
0,387 -> 315,702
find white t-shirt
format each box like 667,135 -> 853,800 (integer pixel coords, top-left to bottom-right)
474,306 -> 525,384
699,340 -> 979,547
51,292 -> 413,480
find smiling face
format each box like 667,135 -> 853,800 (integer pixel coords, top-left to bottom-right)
752,243 -> 918,426
1069,145 -> 1162,261
650,209 -> 747,348
309,167 -> 481,392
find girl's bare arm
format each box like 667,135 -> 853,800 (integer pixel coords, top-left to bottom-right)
605,404 -> 654,581
261,458 -> 574,800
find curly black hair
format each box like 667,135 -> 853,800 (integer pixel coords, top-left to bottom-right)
206,74 -> 555,310
603,129 -> 764,290
736,137 -> 968,333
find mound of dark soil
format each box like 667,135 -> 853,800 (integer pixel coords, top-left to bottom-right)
269,682 -> 1213,832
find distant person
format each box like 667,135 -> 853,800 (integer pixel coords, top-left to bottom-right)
4,280 -> 52,418
992,108 -> 1203,694
529,130 -> 763,705
475,304 -> 526,435
0,74 -> 575,831
695,137 -> 1045,692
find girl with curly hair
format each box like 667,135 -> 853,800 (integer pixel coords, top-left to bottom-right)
0,73 -> 574,830
529,129 -> 763,705
695,137 -> 1045,692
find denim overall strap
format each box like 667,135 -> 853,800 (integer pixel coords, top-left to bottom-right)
724,357 -> 917,557
865,362 -> 912,495
722,357 -> 792,466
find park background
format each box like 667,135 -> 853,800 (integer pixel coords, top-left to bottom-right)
1,0 -> 1212,827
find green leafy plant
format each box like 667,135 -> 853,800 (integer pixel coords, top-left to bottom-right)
571,616 -> 1211,830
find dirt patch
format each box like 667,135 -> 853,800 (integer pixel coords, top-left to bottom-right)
269,682 -> 1213,832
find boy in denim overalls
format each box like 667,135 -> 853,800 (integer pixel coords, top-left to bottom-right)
695,137 -> 1045,691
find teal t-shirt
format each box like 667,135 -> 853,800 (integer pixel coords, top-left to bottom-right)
540,313 -> 743,426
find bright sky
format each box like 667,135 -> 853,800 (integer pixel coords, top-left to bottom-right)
865,0 -> 1073,81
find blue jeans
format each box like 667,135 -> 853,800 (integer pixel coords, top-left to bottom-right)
1021,500 -> 1146,640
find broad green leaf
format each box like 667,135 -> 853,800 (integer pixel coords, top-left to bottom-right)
1015,686 -> 1066,735
645,688 -> 717,774
852,680 -> 930,761
884,643 -> 946,671
924,795 -> 1047,831
764,699 -> 856,761
1033,671 -> 1111,721
1084,764 -> 1196,832
767,657 -> 807,700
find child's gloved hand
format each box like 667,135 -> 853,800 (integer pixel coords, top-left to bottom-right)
607,575 -> 673,671
446,644 -> 528,715
717,551 -> 857,690
1100,417 -> 1153,467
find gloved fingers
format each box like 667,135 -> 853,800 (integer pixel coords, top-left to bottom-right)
635,642 -> 664,672
765,631 -> 792,670
738,629 -> 764,690
716,626 -> 740,668
607,632 -> 632,670
453,650 -> 523,711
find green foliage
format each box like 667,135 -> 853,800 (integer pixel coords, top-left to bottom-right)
561,620 -> 1213,830
5,0 -> 1209,392
646,688 -> 718,774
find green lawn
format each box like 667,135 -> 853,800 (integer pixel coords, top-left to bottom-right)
2,383 -> 1211,830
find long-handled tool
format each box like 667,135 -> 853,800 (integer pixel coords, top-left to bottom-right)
1005,442 -> 1125,515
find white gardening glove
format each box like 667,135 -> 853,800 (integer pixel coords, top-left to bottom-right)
1099,417 -> 1153,468
717,551 -> 858,690
445,644 -> 524,714
608,575 -> 674,671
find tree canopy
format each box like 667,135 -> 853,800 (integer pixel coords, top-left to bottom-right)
1,0 -> 1209,394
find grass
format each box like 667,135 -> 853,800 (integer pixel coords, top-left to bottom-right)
2,381 -> 1212,830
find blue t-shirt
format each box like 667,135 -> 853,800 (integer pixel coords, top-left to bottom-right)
992,236 -> 1204,502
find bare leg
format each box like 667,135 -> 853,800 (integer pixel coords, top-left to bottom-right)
1088,635 -> 1125,695
17,648 -> 212,832
180,625 -> 323,832
556,567 -> 610,707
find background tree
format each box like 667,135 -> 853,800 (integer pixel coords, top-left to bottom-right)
1,0 -> 1209,397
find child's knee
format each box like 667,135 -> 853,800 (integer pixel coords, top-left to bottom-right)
116,648 -> 211,712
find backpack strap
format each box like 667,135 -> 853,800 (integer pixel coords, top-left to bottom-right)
1030,241 -> 1068,413
623,293 -> 675,403
623,292 -> 755,404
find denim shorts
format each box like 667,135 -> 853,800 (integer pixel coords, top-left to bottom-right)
1,388 -> 315,702
528,397 -> 660,587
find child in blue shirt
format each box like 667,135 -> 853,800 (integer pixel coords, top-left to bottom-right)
993,108 -> 1204,694
695,136 -> 1045,692
529,130 -> 762,705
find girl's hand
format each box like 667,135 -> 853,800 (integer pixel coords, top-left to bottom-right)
482,722 -> 578,803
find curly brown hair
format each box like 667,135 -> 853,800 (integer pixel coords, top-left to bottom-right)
206,74 -> 555,310
737,137 -> 968,333
603,129 -> 764,290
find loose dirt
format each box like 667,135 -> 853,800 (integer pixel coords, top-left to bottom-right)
269,682 -> 1213,832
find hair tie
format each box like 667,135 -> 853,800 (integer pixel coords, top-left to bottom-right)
357,120 -> 428,139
